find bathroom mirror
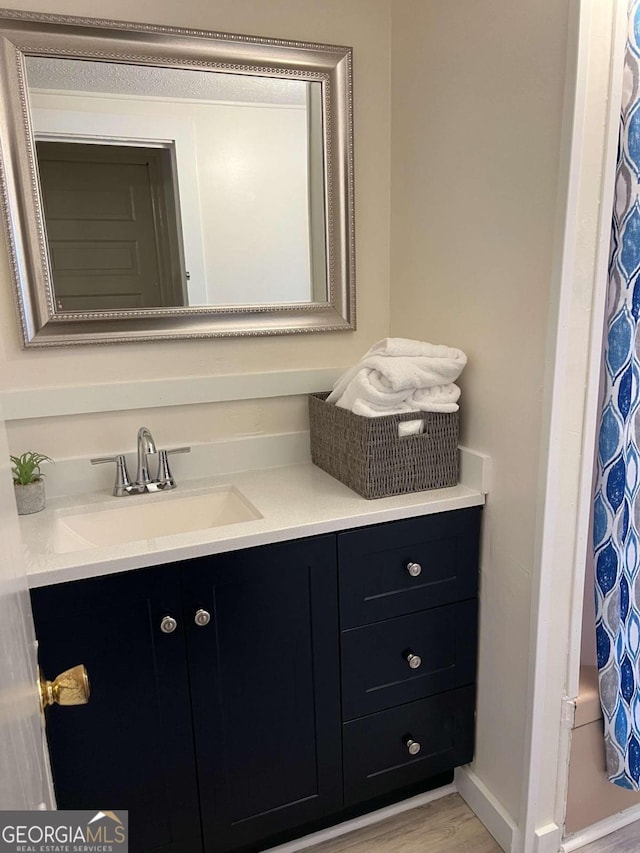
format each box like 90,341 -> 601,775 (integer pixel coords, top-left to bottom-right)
0,9 -> 355,346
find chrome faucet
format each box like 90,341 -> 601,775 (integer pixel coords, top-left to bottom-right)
91,428 -> 190,496
136,427 -> 157,486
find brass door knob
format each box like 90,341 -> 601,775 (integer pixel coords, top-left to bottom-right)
39,664 -> 90,710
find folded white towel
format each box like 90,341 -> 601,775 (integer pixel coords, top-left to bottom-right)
349,397 -> 417,417
327,338 -> 467,407
327,337 -> 466,416
367,338 -> 467,362
411,384 -> 461,408
345,390 -> 460,417
336,372 -> 461,417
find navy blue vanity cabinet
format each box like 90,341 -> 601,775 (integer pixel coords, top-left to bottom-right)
30,508 -> 481,853
180,534 -> 342,853
30,565 -> 201,853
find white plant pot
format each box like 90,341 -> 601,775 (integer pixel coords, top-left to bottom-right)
14,479 -> 45,515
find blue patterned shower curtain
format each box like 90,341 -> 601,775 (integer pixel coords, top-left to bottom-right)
594,0 -> 640,791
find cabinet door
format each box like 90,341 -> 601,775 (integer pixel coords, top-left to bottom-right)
182,536 -> 342,853
31,566 -> 201,853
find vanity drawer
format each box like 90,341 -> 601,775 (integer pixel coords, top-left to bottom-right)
338,508 -> 481,628
342,686 -> 475,806
341,600 -> 477,720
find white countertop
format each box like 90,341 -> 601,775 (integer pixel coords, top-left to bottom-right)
22,460 -> 486,588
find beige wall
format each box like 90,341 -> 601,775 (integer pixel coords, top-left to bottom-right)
389,0 -> 570,824
0,0 -> 391,457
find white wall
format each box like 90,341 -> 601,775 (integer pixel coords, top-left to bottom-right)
0,0 -> 391,460
196,101 -> 312,304
389,0 -> 570,828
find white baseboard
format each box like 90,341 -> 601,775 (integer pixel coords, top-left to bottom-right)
534,823 -> 563,853
262,784 -> 457,853
560,804 -> 640,851
455,766 -> 517,853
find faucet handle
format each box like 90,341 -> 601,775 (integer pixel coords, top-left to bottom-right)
90,454 -> 132,497
156,447 -> 191,489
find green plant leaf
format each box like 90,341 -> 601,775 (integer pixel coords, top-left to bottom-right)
10,451 -> 53,485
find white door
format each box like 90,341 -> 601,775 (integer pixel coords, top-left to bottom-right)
0,397 -> 54,809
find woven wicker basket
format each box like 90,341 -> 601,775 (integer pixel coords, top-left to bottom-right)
309,392 -> 459,499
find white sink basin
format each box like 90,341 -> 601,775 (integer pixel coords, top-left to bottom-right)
52,487 -> 262,553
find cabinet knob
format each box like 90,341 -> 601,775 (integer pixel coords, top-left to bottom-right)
160,615 -> 178,634
194,609 -> 211,627
407,561 -> 422,577
406,651 -> 422,669
405,737 -> 421,756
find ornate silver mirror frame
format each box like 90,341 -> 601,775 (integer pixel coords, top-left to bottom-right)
0,9 -> 355,346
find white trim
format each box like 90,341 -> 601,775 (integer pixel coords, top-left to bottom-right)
557,4 -> 627,839
263,784 -> 457,853
458,445 -> 491,495
517,1 -> 589,847
515,0 -> 632,847
0,367 -> 344,420
455,766 -> 516,853
534,824 -> 563,853
560,806 -> 640,852
517,1 -> 627,850
564,0 -> 628,706
560,0 -> 626,844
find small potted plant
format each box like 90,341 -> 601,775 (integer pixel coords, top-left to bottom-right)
11,451 -> 52,515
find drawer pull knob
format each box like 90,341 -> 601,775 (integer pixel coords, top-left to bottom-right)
405,738 -> 421,756
160,615 -> 178,634
407,562 -> 422,577
194,609 -> 211,627
406,652 -> 422,669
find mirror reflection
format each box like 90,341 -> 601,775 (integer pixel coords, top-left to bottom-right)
26,56 -> 328,311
